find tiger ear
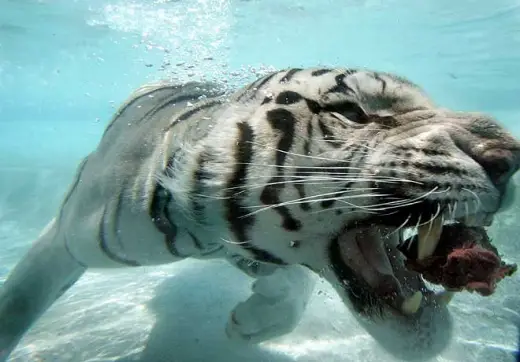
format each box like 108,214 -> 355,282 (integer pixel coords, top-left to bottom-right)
343,71 -> 436,117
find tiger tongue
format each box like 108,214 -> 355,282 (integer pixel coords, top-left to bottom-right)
338,226 -> 423,315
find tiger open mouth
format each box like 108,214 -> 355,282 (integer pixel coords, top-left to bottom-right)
331,205 -> 517,317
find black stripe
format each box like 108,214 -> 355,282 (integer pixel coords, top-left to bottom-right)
393,145 -> 449,157
150,184 -> 171,235
311,69 -> 333,77
323,100 -> 368,124
147,90 -> 216,125
275,91 -> 303,105
165,152 -> 176,177
176,99 -> 222,122
247,248 -> 286,265
274,92 -> 322,115
294,168 -> 311,211
261,96 -> 273,105
411,162 -> 467,177
280,68 -> 302,83
115,85 -> 181,118
188,231 -> 203,249
112,188 -> 141,265
223,123 -> 254,248
325,73 -> 356,96
236,83 -> 258,102
225,122 -> 286,265
373,72 -> 387,93
191,151 -> 215,223
245,71 -> 280,101
103,85 -> 183,136
317,118 -> 342,148
260,109 -> 302,231
236,73 -> 274,102
64,235 -> 87,268
139,90 -> 193,124
304,118 -> 314,156
104,88 -> 207,137
99,205 -> 140,266
225,122 -> 255,245
59,156 -> 88,221
59,156 -> 89,265
150,183 -> 186,258
304,99 -> 321,114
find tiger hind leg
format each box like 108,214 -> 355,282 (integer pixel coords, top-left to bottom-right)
225,262 -> 315,343
0,218 -> 86,361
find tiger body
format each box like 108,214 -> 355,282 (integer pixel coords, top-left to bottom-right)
58,81 -> 230,269
63,68 -> 392,272
1,67 -> 520,361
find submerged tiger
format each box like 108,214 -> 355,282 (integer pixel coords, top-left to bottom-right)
1,67 -> 519,360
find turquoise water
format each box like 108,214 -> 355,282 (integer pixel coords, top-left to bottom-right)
1,0 -> 520,361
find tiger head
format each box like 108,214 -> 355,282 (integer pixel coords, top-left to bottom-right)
242,69 -> 520,359
310,70 -> 520,359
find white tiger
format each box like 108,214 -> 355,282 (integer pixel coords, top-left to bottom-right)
1,67 -> 519,361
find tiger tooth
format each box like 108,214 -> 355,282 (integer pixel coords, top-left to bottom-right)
417,217 -> 443,260
434,290 -> 455,305
401,291 -> 423,315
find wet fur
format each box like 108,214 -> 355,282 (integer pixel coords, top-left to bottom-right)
1,67 -> 519,361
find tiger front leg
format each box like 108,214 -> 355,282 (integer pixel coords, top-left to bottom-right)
225,264 -> 315,343
0,218 -> 86,361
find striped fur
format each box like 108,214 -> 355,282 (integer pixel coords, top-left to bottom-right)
1,67 -> 519,360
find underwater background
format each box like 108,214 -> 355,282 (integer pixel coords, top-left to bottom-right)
1,0 -> 519,361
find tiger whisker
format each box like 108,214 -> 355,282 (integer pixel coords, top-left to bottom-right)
244,189 -> 387,211
241,193 -> 377,217
238,161 -> 365,171
314,198 -> 425,215
347,198 -> 426,212
221,179 -> 364,193
359,187 -> 438,209
220,237 -> 249,245
245,141 -> 374,163
384,214 -> 412,239
237,161 -> 421,183
462,187 -> 482,212
191,180 -> 344,200
258,175 -> 420,186
418,202 -> 442,227
244,175 -> 420,185
452,201 -> 459,220
308,206 -> 380,215
243,188 -> 425,217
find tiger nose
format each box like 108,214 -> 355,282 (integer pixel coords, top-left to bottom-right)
478,147 -> 520,186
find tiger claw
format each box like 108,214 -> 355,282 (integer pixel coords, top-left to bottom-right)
434,290 -> 455,305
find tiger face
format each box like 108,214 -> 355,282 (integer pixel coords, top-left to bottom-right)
308,71 -> 519,305
294,70 -> 520,357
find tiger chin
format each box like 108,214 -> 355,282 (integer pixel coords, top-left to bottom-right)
1,67 -> 519,361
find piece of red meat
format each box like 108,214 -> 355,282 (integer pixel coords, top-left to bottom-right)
403,224 -> 517,296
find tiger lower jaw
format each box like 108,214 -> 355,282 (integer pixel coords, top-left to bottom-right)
336,225 -> 429,316
336,211 -> 494,316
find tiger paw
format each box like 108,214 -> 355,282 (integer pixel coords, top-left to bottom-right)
225,266 -> 314,343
